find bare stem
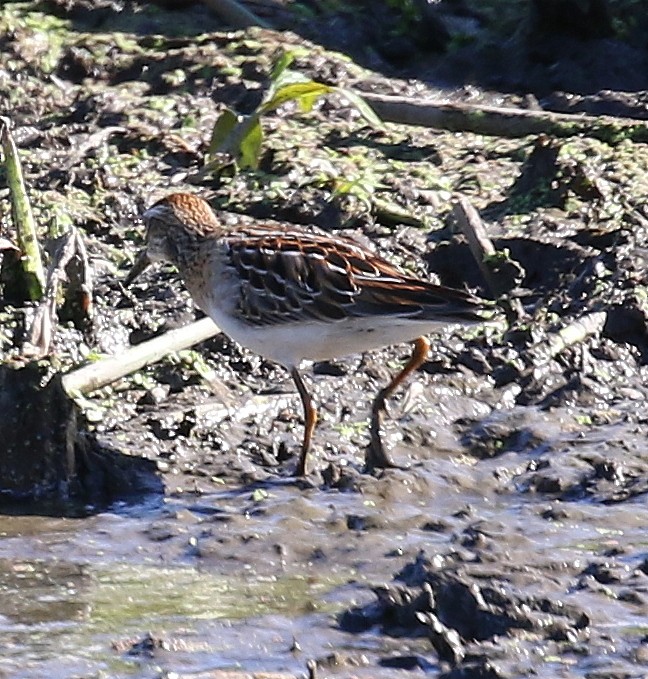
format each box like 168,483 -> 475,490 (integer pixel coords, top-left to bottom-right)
0,117 -> 45,300
62,317 -> 220,396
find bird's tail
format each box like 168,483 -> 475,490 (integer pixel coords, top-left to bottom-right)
353,277 -> 495,324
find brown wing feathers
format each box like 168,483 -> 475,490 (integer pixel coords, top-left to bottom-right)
225,228 -> 485,326
353,277 -> 486,322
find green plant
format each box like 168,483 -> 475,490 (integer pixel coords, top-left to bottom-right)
198,50 -> 382,177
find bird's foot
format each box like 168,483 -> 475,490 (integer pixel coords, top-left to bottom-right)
294,445 -> 311,477
294,458 -> 308,478
366,398 -> 409,472
365,433 -> 409,472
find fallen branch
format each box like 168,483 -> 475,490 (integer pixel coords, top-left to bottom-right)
0,117 -> 45,300
452,197 -> 525,321
200,0 -> 272,28
62,316 -> 221,396
495,311 -> 608,390
361,92 -> 648,143
531,311 -> 607,367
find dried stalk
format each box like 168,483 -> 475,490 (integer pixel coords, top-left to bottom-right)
27,227 -> 93,358
62,317 -> 220,396
0,117 -> 45,300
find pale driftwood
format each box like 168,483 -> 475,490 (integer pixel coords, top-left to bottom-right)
532,311 -> 607,366
452,197 -> 525,320
452,197 -> 500,295
201,0 -> 272,28
361,92 -> 648,143
61,317 -> 221,396
493,311 -> 608,389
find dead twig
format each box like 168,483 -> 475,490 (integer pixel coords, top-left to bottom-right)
495,311 -> 609,390
361,92 -> 648,144
452,197 -> 525,322
61,316 -> 220,396
530,311 -> 607,367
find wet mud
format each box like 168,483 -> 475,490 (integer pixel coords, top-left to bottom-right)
0,1 -> 648,677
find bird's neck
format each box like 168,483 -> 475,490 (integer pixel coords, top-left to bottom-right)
172,230 -> 211,270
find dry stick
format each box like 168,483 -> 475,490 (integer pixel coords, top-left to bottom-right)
0,117 -> 45,300
452,197 -> 525,320
452,197 -> 500,294
200,0 -> 272,28
361,92 -> 648,143
531,311 -> 607,367
452,202 -> 607,360
493,312 -> 608,391
61,316 -> 221,396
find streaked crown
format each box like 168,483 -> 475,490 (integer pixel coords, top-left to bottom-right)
142,193 -> 220,266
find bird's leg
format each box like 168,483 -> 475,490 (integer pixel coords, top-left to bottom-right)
367,336 -> 431,470
290,366 -> 318,476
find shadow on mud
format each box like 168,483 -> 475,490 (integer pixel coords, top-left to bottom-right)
0,363 -> 162,516
36,0 -> 648,108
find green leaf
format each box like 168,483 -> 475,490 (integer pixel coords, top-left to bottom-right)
297,92 -> 322,113
271,68 -> 310,94
268,48 -> 312,94
207,108 -> 239,157
334,87 -> 383,128
261,81 -> 333,114
238,119 -> 264,169
270,50 -> 295,84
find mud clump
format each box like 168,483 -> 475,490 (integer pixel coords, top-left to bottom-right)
340,544 -> 648,678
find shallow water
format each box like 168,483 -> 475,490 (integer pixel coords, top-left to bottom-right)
0,499 -> 341,678
0,410 -> 646,679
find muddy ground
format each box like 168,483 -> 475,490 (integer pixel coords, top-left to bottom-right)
0,1 -> 648,677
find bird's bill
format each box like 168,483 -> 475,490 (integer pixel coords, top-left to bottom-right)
124,249 -> 151,286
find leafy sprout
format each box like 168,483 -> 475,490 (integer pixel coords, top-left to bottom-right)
199,50 -> 382,176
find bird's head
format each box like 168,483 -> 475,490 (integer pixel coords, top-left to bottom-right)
142,193 -> 218,266
125,193 -> 219,286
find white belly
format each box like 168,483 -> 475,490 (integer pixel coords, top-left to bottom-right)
196,267 -> 470,367
203,302 -> 454,368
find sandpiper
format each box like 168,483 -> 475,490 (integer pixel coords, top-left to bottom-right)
133,192 -> 494,476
